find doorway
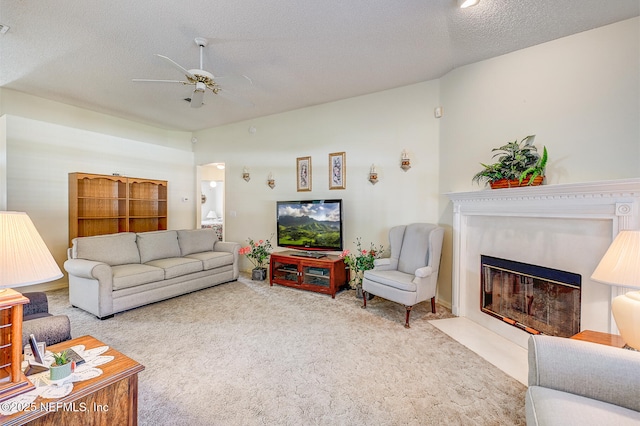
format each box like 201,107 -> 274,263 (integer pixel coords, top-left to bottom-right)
198,163 -> 225,240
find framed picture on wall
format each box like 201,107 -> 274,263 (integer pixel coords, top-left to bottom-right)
297,156 -> 312,191
329,152 -> 346,190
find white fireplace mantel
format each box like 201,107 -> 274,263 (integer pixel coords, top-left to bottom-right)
447,178 -> 640,341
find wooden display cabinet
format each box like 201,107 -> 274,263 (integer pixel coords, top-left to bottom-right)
270,251 -> 348,298
69,173 -> 167,244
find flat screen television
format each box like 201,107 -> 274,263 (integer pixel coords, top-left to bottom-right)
276,199 -> 343,251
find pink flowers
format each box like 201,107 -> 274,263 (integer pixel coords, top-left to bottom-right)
240,237 -> 273,269
340,238 -> 384,289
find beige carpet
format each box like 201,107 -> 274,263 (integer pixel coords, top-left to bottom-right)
46,275 -> 526,425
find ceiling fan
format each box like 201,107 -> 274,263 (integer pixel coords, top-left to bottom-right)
133,37 -> 253,109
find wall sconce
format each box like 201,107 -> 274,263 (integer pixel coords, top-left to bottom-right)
369,164 -> 378,185
242,166 -> 250,182
401,150 -> 411,171
267,172 -> 275,189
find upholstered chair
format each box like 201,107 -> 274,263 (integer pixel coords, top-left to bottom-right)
21,292 -> 72,348
362,223 -> 444,328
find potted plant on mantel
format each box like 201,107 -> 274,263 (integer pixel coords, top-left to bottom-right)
239,236 -> 273,281
472,135 -> 548,189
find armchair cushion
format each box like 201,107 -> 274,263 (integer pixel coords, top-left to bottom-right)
397,223 -> 437,274
22,292 -> 49,320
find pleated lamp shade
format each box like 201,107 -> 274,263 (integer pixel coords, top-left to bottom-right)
591,230 -> 640,350
0,211 -> 63,288
591,230 -> 640,287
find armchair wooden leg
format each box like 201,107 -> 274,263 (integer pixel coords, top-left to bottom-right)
404,306 -> 412,328
362,291 -> 367,309
431,297 -> 436,314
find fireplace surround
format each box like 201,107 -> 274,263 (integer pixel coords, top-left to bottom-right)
448,178 -> 640,348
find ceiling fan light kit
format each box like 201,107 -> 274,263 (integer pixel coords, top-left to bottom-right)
133,37 -> 251,109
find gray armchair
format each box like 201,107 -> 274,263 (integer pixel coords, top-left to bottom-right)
361,223 -> 444,328
21,292 -> 72,348
526,334 -> 640,425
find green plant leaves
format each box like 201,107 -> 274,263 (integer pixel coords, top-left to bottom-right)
472,136 -> 547,186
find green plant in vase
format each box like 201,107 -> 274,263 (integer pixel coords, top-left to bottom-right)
49,350 -> 73,381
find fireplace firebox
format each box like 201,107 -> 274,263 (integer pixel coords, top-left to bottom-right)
481,255 -> 581,337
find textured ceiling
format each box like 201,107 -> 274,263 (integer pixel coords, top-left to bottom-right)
1,1 -> 638,132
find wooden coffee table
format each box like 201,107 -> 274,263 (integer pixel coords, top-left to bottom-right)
0,335 -> 145,426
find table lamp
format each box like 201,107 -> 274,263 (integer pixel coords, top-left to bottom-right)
206,211 -> 217,220
591,230 -> 640,350
0,211 -> 63,401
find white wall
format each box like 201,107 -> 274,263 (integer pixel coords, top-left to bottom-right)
193,81 -> 442,273
436,17 -> 640,306
3,114 -> 196,289
1,18 -> 637,305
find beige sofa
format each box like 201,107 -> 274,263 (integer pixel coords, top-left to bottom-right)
64,229 -> 240,319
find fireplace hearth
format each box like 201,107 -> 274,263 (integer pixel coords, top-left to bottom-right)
481,255 -> 581,337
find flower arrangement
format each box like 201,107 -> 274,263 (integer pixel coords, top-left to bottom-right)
340,237 -> 384,289
239,236 -> 273,269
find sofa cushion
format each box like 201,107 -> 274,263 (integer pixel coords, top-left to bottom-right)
112,264 -> 165,290
185,251 -> 234,270
72,232 -> 141,266
136,230 -> 181,263
526,386 -> 640,426
145,257 -> 203,279
177,229 -> 217,256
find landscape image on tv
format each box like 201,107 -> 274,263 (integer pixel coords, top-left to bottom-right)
277,200 -> 342,250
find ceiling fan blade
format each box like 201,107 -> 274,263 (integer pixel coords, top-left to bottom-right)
216,88 -> 254,108
155,54 -> 196,80
215,74 -> 253,87
190,83 -> 206,108
132,78 -> 189,84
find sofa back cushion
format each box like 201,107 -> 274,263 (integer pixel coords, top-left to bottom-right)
72,232 -> 141,266
137,230 -> 181,263
177,229 -> 217,256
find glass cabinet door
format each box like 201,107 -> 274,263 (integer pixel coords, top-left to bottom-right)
302,265 -> 331,288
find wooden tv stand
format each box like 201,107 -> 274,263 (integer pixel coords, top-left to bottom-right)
270,251 -> 348,298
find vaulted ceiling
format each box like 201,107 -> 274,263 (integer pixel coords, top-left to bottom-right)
1,1 -> 638,131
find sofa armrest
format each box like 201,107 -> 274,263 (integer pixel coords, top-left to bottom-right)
213,241 -> 240,254
528,335 -> 640,412
64,259 -> 112,281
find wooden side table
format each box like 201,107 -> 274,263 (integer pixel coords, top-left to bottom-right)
571,330 -> 626,348
0,335 -> 145,426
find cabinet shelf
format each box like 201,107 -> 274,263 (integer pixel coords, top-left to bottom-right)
270,251 -> 347,298
69,172 -> 168,244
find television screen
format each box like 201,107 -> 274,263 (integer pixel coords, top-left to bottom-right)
276,199 -> 343,251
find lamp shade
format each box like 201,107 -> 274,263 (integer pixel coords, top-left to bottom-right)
206,211 -> 217,219
0,211 -> 63,287
591,230 -> 640,288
